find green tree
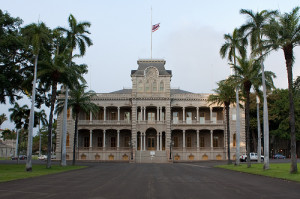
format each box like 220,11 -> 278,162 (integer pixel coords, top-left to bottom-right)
35,110 -> 47,156
264,7 -> 300,173
220,28 -> 247,165
240,8 -> 278,170
208,79 -> 237,164
22,22 -> 51,171
56,84 -> 98,165
57,14 -> 92,166
0,113 -> 7,127
230,55 -> 275,168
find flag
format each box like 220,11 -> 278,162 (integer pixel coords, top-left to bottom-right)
152,23 -> 160,32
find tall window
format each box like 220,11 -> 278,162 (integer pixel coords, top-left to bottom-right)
97,136 -> 103,147
233,133 -> 236,147
124,112 -> 130,122
152,81 -> 157,91
160,81 -> 164,91
187,136 -> 192,147
110,112 -> 116,120
111,137 -> 116,147
213,136 -> 219,147
173,112 -> 178,123
200,112 -> 205,124
148,112 -> 155,121
145,80 -> 150,92
124,136 -> 130,147
84,137 -> 89,147
212,112 -> 217,124
174,137 -> 179,147
66,133 -> 70,146
186,112 -> 192,124
200,136 -> 205,147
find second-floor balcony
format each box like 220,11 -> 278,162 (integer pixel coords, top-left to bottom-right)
172,120 -> 224,125
78,120 -> 132,125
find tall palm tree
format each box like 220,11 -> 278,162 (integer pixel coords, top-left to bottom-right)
21,22 -> 50,171
0,113 -> 7,127
9,103 -> 30,131
38,29 -> 87,168
220,28 -> 247,165
230,55 -> 275,168
57,14 -> 93,166
264,7 -> 300,173
35,110 -> 47,157
56,84 -> 98,165
240,9 -> 278,170
208,79 -> 237,164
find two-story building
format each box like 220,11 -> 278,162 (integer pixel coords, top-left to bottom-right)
56,59 -> 246,163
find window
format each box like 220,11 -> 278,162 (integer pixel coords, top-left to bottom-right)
152,81 -> 157,91
212,112 -> 217,124
111,137 -> 116,147
124,136 -> 130,147
66,133 -> 70,146
233,133 -> 236,147
138,80 -> 143,92
213,136 -> 219,147
97,136 -> 103,147
84,137 -> 89,147
98,109 -> 103,120
124,112 -> 130,122
173,112 -> 178,123
200,112 -> 205,124
174,137 -> 179,147
145,80 -> 150,92
110,112 -> 116,120
187,136 -> 192,147
186,112 -> 192,124
200,136 -> 205,147
148,112 -> 155,121
160,81 -> 164,91
67,108 -> 71,119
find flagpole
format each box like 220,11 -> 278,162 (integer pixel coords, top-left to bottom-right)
151,6 -> 152,59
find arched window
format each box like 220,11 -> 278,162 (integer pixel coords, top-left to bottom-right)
152,80 -> 157,91
160,81 -> 164,91
233,133 -> 236,147
66,133 -> 70,146
145,80 -> 150,92
138,80 -> 143,92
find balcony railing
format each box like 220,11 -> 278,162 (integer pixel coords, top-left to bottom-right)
78,120 -> 132,125
172,120 -> 224,125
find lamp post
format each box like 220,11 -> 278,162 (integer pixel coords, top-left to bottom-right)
128,140 -> 133,160
169,140 -> 174,160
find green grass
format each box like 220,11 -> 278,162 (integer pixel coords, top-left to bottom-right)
216,163 -> 300,182
0,164 -> 86,182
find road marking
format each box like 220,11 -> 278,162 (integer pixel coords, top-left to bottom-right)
178,163 -> 211,168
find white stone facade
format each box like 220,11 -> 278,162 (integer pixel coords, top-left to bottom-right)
56,59 -> 246,162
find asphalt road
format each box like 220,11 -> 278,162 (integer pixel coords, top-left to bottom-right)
0,161 -> 300,199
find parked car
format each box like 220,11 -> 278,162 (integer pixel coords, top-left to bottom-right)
274,154 -> 286,159
11,155 -> 27,160
240,152 -> 264,162
38,155 -> 47,160
42,154 -> 56,160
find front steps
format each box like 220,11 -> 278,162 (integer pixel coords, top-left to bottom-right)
135,150 -> 169,163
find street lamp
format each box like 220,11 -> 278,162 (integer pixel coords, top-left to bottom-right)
128,140 -> 133,160
169,140 -> 174,160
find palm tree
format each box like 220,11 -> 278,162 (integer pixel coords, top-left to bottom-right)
240,9 -> 278,170
21,22 -> 50,171
208,79 -> 237,164
0,113 -> 7,127
264,7 -> 300,173
9,103 -> 30,130
230,55 -> 275,168
38,29 -> 87,168
56,84 -> 98,165
57,14 -> 93,166
220,28 -> 247,165
35,110 -> 47,157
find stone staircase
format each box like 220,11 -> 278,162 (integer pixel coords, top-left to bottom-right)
135,151 -> 169,163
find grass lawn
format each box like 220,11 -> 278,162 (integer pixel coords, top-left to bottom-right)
0,164 -> 86,182
216,163 -> 300,182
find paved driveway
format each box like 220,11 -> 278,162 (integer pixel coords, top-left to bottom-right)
0,162 -> 299,199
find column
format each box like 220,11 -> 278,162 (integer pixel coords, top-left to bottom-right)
160,107 -> 163,121
104,107 -> 106,121
143,107 -> 146,121
157,133 -> 159,151
183,107 -> 185,122
143,132 -> 146,151
183,130 -> 186,149
197,130 -> 199,149
117,107 -> 120,121
210,130 -> 213,149
140,133 -> 143,151
117,130 -> 120,148
157,106 -> 159,121
90,111 -> 92,123
196,107 -> 199,122
89,130 -> 93,148
159,132 -> 162,151
103,130 -> 106,149
210,107 -> 212,123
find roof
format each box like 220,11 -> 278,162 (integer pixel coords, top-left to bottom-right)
110,89 -> 132,94
131,59 -> 172,76
170,89 -> 193,94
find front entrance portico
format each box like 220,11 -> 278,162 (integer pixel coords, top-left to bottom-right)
146,128 -> 157,151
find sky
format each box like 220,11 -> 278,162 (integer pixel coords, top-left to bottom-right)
1,0 -> 300,132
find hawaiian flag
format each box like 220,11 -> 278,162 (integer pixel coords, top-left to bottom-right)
152,23 -> 160,32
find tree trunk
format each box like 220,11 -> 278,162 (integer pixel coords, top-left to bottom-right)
234,57 -> 241,166
26,55 -> 38,172
225,104 -> 231,164
73,113 -> 79,166
257,96 -> 262,163
46,80 -> 58,168
244,84 -> 251,168
284,46 -> 297,173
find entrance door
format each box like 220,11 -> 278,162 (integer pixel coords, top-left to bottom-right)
147,137 -> 155,150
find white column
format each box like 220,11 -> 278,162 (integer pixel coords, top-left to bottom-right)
143,107 -> 146,121
210,130 -> 213,149
157,133 -> 159,151
89,130 -> 93,148
140,133 -> 143,151
90,111 -> 92,123
104,107 -> 106,121
117,107 -> 120,121
103,130 -> 106,148
210,107 -> 212,123
183,107 -> 185,122
117,130 -> 120,148
160,107 -> 163,121
196,107 -> 199,122
183,130 -> 186,148
160,133 -> 162,151
157,106 -> 159,121
197,130 -> 199,149
143,132 -> 146,151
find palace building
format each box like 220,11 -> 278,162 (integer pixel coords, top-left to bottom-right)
56,59 -> 246,163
